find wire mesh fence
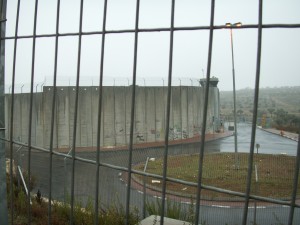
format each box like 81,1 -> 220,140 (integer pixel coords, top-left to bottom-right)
0,0 -> 300,225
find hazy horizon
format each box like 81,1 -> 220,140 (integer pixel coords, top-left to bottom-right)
4,76 -> 300,94
4,0 -> 300,92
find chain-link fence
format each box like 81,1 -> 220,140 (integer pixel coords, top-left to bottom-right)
0,0 -> 300,225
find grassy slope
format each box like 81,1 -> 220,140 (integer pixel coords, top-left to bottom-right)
135,153 -> 300,200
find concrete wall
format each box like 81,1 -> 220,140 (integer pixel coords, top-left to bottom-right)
5,85 -> 220,149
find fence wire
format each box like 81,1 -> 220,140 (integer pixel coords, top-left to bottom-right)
0,0 -> 300,225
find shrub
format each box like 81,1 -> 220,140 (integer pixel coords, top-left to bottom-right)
145,197 -> 195,223
7,170 -> 140,225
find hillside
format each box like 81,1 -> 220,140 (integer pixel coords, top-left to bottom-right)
219,86 -> 300,131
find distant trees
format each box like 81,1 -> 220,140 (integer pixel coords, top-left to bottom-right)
274,108 -> 288,126
237,109 -> 243,116
267,108 -> 275,118
273,108 -> 299,133
290,117 -> 300,127
220,87 -> 300,132
257,109 -> 267,118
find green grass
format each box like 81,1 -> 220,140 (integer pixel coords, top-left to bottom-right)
134,153 -> 300,200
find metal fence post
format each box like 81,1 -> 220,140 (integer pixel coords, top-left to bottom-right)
288,125 -> 300,225
0,0 -> 8,224
143,156 -> 150,219
254,164 -> 258,225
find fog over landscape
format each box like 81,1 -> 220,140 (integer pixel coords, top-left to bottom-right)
4,0 -> 300,92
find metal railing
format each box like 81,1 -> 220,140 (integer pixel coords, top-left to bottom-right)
0,0 -> 300,225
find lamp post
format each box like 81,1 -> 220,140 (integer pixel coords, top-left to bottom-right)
226,22 -> 242,169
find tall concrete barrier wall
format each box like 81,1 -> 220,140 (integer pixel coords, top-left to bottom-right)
5,85 -> 220,149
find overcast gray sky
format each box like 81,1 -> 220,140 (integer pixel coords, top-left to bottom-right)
4,0 -> 300,91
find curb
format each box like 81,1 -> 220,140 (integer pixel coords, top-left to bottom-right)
259,127 -> 298,142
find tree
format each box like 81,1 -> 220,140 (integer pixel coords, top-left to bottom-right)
275,108 -> 287,119
267,108 -> 275,118
237,109 -> 244,115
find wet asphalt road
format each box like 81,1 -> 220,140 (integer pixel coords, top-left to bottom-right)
16,123 -> 299,225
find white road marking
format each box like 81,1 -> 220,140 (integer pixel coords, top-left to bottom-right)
212,205 -> 230,208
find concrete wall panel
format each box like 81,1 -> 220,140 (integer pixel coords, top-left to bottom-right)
5,85 -> 220,149
135,87 -> 146,144
145,87 -> 156,142
114,86 -> 126,146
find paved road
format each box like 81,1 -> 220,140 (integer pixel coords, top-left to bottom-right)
216,123 -> 298,156
16,123 -> 299,225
